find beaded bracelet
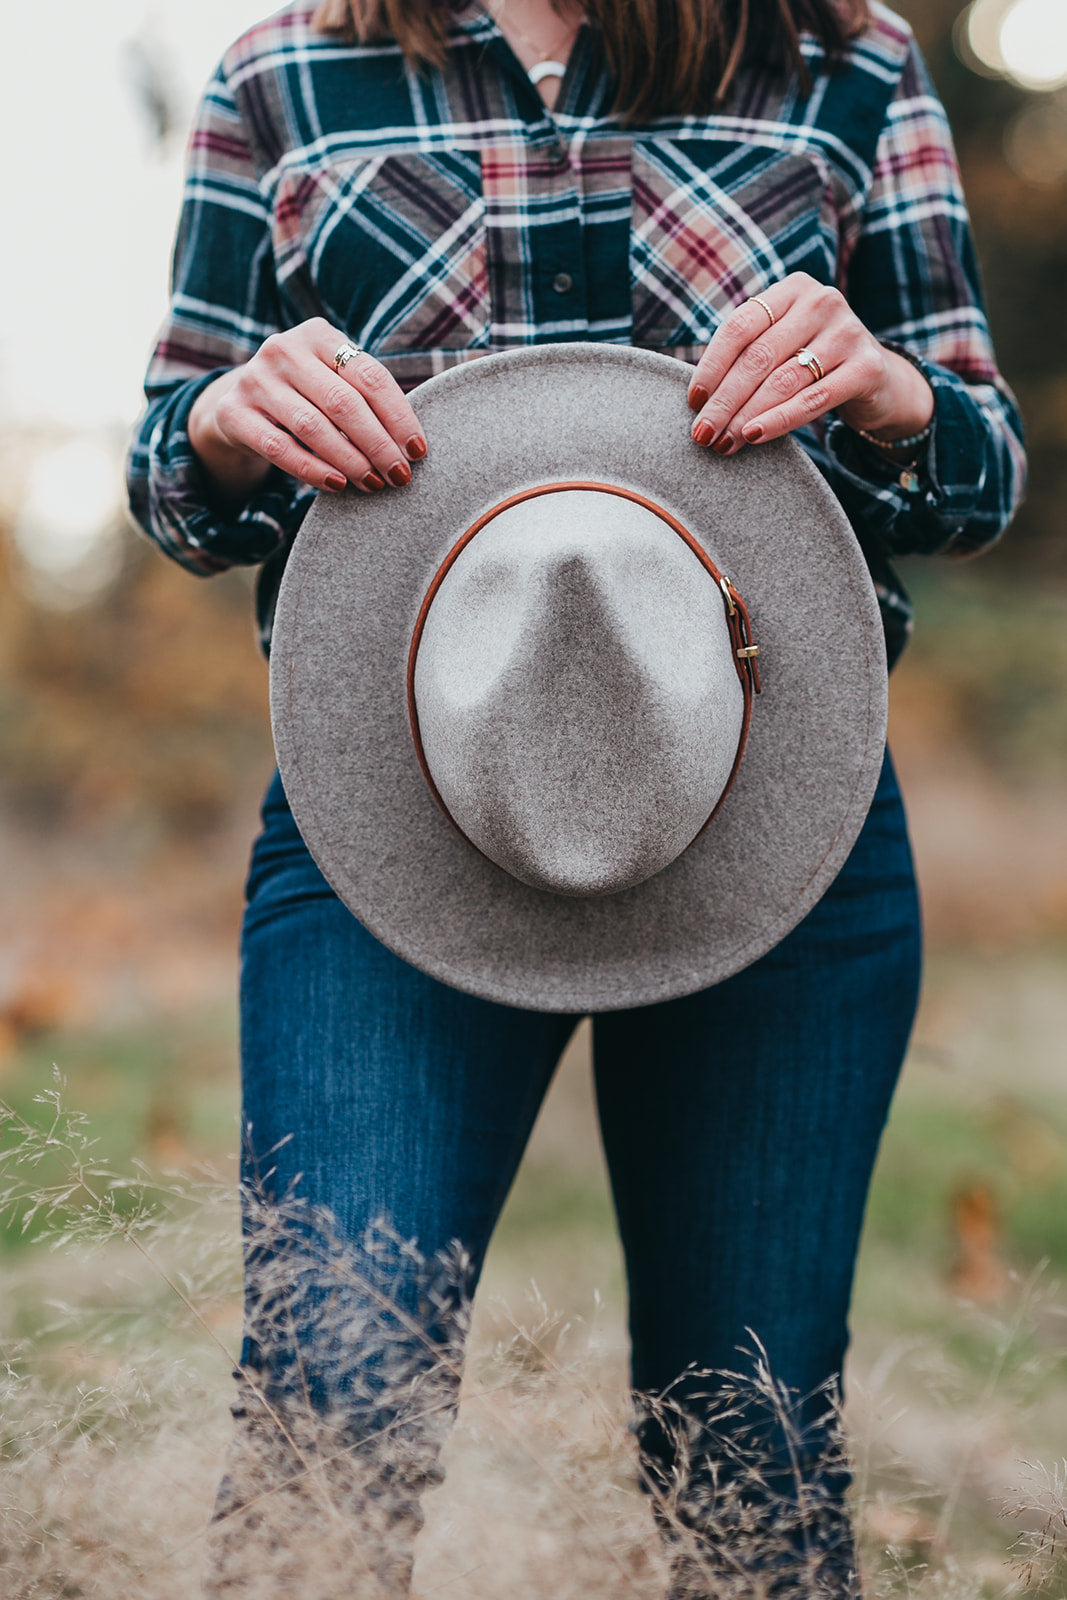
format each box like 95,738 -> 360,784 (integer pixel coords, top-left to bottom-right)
849,419 -> 932,496
852,420 -> 933,452
849,341 -> 936,492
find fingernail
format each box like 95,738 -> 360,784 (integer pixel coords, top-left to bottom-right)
324,472 -> 347,491
387,461 -> 412,487
688,385 -> 710,412
712,435 -> 733,456
693,420 -> 714,447
361,471 -> 385,491
743,423 -> 764,442
406,434 -> 427,460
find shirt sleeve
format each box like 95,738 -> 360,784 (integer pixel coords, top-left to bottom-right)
125,64 -> 313,576
819,38 -> 1027,560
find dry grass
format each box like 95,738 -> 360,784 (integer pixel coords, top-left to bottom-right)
1,1077 -> 1066,1600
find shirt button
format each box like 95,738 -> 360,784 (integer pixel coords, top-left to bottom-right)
553,272 -> 574,295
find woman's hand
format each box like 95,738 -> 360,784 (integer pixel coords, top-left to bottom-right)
686,274 -> 934,455
188,317 -> 427,501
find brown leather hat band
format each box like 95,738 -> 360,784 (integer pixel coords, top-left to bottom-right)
406,480 -> 761,857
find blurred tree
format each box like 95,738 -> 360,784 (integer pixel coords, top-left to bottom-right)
122,28 -> 184,152
0,512 -> 271,845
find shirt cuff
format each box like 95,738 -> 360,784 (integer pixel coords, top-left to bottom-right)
822,345 -> 996,557
132,372 -> 314,573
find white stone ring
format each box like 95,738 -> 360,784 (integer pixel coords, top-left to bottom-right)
333,342 -> 362,374
795,347 -> 825,383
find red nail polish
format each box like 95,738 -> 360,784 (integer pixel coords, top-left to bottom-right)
743,423 -> 764,443
406,434 -> 427,460
362,471 -> 385,491
689,385 -> 710,412
693,420 -> 714,447
324,472 -> 347,491
387,461 -> 412,487
712,436 -> 733,457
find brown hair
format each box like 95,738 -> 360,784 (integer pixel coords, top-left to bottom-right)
313,1 -> 870,122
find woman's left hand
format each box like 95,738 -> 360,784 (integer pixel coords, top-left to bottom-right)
686,273 -> 934,454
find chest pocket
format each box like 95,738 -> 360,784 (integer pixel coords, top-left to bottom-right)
630,139 -> 836,348
273,150 -> 489,355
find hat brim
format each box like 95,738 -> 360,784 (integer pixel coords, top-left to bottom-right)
270,344 -> 887,1013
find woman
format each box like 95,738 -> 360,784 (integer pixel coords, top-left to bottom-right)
126,2 -> 1025,1594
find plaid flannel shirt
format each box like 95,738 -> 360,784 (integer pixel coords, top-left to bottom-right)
126,0 -> 1027,666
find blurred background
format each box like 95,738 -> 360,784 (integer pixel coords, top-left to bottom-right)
0,2 -> 1065,1594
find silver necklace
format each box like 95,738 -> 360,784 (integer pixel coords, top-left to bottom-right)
489,1 -> 582,86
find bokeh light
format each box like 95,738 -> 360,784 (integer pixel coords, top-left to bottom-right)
959,0 -> 1067,89
12,437 -> 125,607
958,0 -> 1012,77
999,0 -> 1067,89
1004,97 -> 1067,183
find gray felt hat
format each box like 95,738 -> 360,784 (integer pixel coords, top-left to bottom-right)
269,343 -> 888,1013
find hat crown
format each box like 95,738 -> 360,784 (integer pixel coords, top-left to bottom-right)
412,488 -> 745,897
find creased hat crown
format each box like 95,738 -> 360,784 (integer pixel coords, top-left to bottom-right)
412,488 -> 745,896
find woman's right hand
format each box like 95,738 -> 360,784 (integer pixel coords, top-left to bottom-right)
187,317 -> 427,501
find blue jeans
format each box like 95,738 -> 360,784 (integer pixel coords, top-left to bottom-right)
232,750 -> 921,1595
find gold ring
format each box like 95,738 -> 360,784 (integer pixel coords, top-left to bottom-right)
333,342 -> 362,373
747,295 -> 776,328
795,347 -> 824,383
